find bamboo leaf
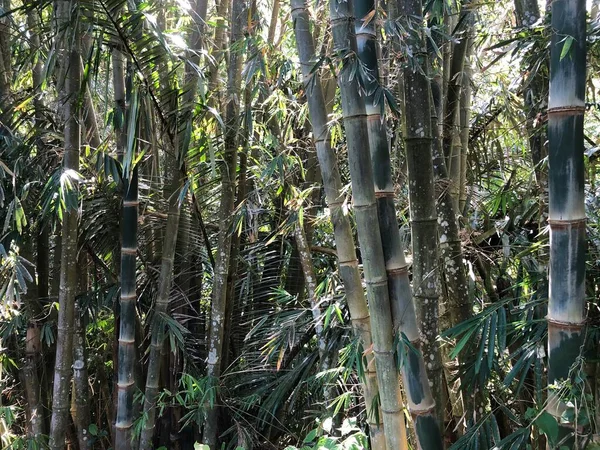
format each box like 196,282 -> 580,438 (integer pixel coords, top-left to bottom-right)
559,35 -> 573,61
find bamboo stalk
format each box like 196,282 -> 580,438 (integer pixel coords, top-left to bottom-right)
139,1 -> 208,446
328,1 -> 411,448
48,1 -> 81,447
394,0 -> 445,431
290,1 -> 384,445
72,254 -> 91,450
112,34 -> 139,447
547,0 -> 587,444
203,0 -> 246,445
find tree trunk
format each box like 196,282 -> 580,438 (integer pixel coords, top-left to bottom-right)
48,0 -> 81,447
546,0 -> 587,444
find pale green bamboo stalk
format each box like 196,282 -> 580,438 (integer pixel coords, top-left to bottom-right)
350,0 -> 445,442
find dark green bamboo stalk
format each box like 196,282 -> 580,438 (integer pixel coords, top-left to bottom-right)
203,0 -> 246,446
392,0 -> 445,430
72,254 -> 91,450
114,57 -> 138,450
442,0 -> 473,188
139,1 -> 208,447
349,0 -> 445,442
329,0 -> 443,447
48,1 -> 81,447
25,8 -> 46,443
290,1 -> 384,445
547,0 -> 586,442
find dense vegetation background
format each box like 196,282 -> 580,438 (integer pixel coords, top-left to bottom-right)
1,0 -> 600,448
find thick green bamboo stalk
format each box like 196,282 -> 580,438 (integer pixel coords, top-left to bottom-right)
139,1 -> 207,447
72,254 -> 91,450
547,0 -> 586,442
24,8 -> 46,443
48,1 -> 81,447
290,1 -> 383,446
350,0 -> 445,441
392,0 -> 445,429
113,49 -> 139,450
114,171 -> 138,450
330,1 -> 444,447
203,0 -> 246,446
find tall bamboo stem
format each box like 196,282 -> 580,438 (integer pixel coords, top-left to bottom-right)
203,0 -> 246,445
395,0 -> 445,429
48,0 -> 81,447
290,1 -> 384,445
330,0 -> 443,446
547,0 -> 586,444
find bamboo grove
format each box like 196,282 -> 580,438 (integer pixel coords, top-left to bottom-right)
2,0 -> 600,448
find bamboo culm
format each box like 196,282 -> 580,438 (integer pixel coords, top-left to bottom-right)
139,0 -> 208,447
394,0 -> 446,433
329,1 -> 408,447
547,0 -> 587,444
48,0 -> 81,447
203,0 -> 246,446
290,1 -> 384,446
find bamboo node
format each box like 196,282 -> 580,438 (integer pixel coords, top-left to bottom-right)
380,407 -> 404,414
410,404 -> 437,417
121,247 -> 137,255
387,265 -> 409,275
374,191 -> 394,199
366,279 -> 388,287
547,105 -> 586,116
339,259 -> 358,266
547,317 -> 585,330
547,218 -> 586,228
